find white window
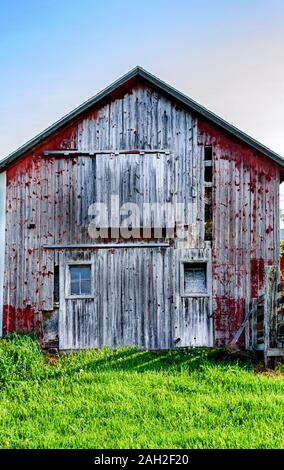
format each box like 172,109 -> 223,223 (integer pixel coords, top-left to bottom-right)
66,264 -> 94,298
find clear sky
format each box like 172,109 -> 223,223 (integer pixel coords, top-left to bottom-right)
0,0 -> 284,160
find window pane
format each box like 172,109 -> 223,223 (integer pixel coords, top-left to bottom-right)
70,267 -> 81,281
184,263 -> 207,294
81,280 -> 91,295
70,280 -> 80,295
69,265 -> 92,296
80,266 -> 92,280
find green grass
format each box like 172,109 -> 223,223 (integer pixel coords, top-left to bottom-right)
0,334 -> 284,449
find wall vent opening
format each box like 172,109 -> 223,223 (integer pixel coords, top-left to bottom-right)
183,262 -> 207,295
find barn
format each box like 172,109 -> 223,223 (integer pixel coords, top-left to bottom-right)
0,66 -> 283,359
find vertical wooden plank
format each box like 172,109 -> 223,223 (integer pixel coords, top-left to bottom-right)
0,172 -> 6,336
263,266 -> 278,366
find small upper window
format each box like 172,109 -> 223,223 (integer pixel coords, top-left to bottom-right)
205,165 -> 213,182
54,265 -> 60,304
183,262 -> 207,295
69,265 -> 92,296
204,146 -> 212,161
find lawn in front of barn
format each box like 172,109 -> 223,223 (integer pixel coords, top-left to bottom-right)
0,334 -> 283,449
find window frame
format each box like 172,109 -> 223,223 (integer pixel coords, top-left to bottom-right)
65,261 -> 95,299
180,259 -> 211,298
54,264 -> 60,307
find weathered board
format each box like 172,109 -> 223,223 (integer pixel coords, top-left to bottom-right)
0,172 -> 6,337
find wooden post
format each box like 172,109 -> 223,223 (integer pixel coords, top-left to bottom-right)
250,298 -> 258,350
270,269 -> 278,350
263,268 -> 269,367
263,266 -> 278,367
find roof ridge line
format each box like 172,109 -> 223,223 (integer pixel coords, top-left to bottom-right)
1,66 -> 283,169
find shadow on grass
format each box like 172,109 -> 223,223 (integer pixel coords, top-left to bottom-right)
0,334 -> 256,388
45,347 -> 255,383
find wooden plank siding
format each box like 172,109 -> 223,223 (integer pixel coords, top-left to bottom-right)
198,118 -> 280,347
2,81 -> 281,350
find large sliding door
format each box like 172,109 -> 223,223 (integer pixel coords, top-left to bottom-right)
59,248 -> 174,350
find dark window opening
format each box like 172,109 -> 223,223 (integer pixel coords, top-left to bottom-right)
54,265 -> 60,304
205,165 -> 213,183
204,145 -> 212,161
184,262 -> 207,295
205,186 -> 213,241
204,146 -> 213,241
69,265 -> 92,296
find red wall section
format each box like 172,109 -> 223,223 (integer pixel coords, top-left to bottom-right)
198,118 -> 280,346
6,123 -> 77,186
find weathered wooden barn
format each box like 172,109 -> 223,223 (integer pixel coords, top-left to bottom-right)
0,66 -> 284,357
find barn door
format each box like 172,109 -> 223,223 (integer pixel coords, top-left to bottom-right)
174,246 -> 214,347
58,252 -> 96,350
59,248 -> 174,350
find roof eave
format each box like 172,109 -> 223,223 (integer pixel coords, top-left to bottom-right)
136,67 -> 284,167
1,65 -> 284,170
0,66 -> 141,171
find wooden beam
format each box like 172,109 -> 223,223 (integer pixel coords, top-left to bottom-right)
227,299 -> 256,351
43,243 -> 171,250
266,348 -> 284,357
43,149 -> 170,157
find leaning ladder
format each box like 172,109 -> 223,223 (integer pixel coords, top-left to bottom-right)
227,266 -> 284,366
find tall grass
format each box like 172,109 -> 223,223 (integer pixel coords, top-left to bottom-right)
0,334 -> 46,386
0,335 -> 283,449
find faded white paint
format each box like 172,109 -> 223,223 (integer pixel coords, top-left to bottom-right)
0,172 -> 6,337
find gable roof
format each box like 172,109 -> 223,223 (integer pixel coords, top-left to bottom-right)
1,65 -> 284,170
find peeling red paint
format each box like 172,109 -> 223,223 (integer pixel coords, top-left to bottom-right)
6,124 -> 77,186
16,306 -> 35,332
214,297 -> 245,346
198,116 -> 279,345
3,305 -> 36,335
3,305 -> 15,335
198,118 -> 278,179
251,258 -> 265,298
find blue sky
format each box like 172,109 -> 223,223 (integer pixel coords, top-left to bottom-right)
0,0 -> 284,158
